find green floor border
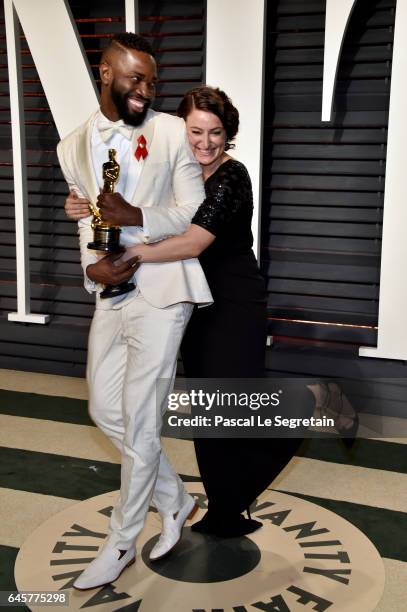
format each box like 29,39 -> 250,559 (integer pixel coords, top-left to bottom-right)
0,390 -> 91,426
277,489 -> 407,563
1,389 -> 406,475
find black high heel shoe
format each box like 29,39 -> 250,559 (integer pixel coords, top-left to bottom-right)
191,509 -> 262,537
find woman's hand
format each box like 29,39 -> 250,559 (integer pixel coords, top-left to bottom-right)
65,189 -> 91,220
117,225 -> 215,264
120,246 -> 143,263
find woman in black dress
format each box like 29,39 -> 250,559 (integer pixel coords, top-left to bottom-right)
178,88 -> 268,536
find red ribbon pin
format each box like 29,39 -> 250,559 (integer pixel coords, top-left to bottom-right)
135,135 -> 148,161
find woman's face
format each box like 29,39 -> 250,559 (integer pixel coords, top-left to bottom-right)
185,109 -> 227,174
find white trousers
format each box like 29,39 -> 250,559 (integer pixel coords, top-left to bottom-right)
87,293 -> 193,549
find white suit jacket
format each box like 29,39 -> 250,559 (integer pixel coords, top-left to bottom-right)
57,109 -> 213,309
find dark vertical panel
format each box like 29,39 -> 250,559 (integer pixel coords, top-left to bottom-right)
261,0 -> 396,347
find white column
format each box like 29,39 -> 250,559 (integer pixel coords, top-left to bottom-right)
125,0 -> 139,33
205,0 -> 266,259
359,0 -> 407,360
5,0 -> 49,323
321,0 -> 357,121
6,0 -> 99,324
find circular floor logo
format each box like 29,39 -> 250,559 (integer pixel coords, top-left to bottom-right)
15,484 -> 385,611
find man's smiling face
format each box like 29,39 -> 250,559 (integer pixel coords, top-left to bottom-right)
101,47 -> 157,126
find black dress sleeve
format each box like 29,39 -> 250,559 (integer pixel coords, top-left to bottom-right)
191,160 -> 252,236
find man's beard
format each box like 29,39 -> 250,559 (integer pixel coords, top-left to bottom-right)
111,81 -> 151,127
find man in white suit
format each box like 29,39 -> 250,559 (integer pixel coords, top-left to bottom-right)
57,33 -> 212,590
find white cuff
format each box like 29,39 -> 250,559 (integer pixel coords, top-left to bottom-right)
84,275 -> 98,294
120,223 -> 149,246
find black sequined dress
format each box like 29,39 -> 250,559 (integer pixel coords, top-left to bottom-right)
181,159 -> 266,378
181,160 -> 303,537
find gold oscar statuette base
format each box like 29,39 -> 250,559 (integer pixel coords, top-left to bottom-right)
87,224 -> 122,253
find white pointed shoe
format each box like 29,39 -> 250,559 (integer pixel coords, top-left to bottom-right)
73,542 -> 136,590
149,494 -> 198,561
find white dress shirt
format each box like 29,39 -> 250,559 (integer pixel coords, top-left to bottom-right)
83,111 -> 147,297
92,110 -> 145,236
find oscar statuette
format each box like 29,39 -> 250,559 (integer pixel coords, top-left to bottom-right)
87,148 -> 135,299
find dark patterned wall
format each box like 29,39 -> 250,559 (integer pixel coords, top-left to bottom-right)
0,0 -> 205,375
262,0 -> 395,348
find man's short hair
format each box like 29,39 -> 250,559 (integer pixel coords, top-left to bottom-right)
102,32 -> 155,59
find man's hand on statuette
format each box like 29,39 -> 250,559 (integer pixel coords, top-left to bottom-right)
97,192 -> 143,226
86,253 -> 140,285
